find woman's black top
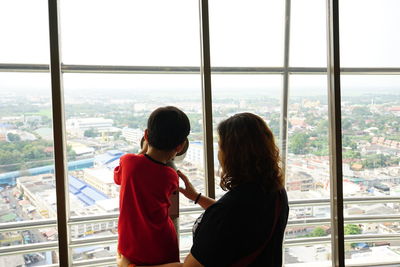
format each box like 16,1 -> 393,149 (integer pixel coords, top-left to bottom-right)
191,183 -> 289,267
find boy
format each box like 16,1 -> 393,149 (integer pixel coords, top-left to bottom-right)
114,106 -> 190,266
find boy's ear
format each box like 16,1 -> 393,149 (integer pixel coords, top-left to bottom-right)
175,139 -> 187,154
144,129 -> 149,141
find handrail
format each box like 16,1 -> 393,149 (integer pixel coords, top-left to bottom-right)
0,241 -> 58,256
1,197 -> 399,233
1,63 -> 400,74
0,218 -> 56,233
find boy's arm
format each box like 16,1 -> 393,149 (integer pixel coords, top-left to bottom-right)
114,157 -> 124,185
138,138 -> 148,155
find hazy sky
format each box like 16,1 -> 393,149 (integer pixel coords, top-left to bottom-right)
0,0 -> 399,95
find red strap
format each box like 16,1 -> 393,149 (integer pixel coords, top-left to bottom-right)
231,191 -> 282,267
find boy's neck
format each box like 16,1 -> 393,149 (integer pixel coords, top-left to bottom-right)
146,146 -> 175,164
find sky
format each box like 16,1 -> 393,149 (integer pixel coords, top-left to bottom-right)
0,0 -> 399,96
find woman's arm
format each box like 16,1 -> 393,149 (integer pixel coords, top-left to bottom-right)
177,170 -> 216,210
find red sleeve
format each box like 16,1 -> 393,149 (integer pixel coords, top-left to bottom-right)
114,157 -> 124,185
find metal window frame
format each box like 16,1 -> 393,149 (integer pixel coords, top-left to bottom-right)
3,63 -> 400,74
48,0 -> 70,266
199,0 -> 215,199
1,1 -> 400,266
327,0 -> 345,266
280,0 -> 291,172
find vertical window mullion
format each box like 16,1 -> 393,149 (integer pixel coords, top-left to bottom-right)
48,0 -> 70,266
199,0 -> 215,199
281,0 -> 290,263
281,0 -> 291,174
326,0 -> 345,266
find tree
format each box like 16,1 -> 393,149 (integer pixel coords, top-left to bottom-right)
289,133 -> 309,154
7,133 -> 21,142
310,227 -> 327,237
344,224 -> 362,235
362,154 -> 389,169
352,106 -> 371,117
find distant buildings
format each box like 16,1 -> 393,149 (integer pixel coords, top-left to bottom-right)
15,173 -> 118,239
83,168 -> 118,198
66,117 -> 120,138
121,127 -> 143,146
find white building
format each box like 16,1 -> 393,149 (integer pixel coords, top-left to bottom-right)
83,168 -> 119,198
121,127 -> 143,145
66,118 -> 117,137
16,175 -> 57,218
184,141 -> 219,169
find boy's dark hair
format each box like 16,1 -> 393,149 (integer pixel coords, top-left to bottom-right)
147,106 -> 190,151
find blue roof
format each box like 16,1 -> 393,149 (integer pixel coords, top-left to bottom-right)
0,123 -> 13,128
68,176 -> 109,206
69,175 -> 86,190
354,243 -> 369,248
77,192 -> 95,206
81,186 -> 108,202
0,158 -> 95,185
69,185 -> 80,195
107,150 -> 124,157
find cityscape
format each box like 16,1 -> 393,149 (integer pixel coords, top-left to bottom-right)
0,85 -> 399,266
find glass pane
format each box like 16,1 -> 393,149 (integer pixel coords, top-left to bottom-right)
290,0 -> 327,67
286,75 -> 330,200
340,0 -> 400,67
285,75 -> 332,264
60,0 -> 200,66
70,220 -> 117,239
0,251 -> 58,266
285,244 -> 332,266
211,75 -> 282,198
180,232 -> 193,251
72,244 -> 117,263
0,0 -> 50,64
63,73 -> 205,255
345,241 -> 400,266
341,75 -> 400,264
208,0 -> 285,67
0,73 -> 58,264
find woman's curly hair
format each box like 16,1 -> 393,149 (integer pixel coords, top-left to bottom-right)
218,113 -> 284,192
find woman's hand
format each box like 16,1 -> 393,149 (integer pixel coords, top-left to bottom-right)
177,170 -> 198,201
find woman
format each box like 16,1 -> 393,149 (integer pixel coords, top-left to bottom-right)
119,112 -> 289,267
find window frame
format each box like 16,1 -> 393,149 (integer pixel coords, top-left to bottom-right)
1,0 -> 400,266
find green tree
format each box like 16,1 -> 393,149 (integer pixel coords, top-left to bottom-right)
310,227 -> 327,237
362,154 -> 389,169
7,133 -> 21,142
344,224 -> 362,235
351,106 -> 371,117
289,133 -> 309,154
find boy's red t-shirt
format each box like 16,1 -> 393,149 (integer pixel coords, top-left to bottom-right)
114,153 -> 179,265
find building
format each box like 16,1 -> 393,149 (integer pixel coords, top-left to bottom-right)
66,118 -> 119,137
121,127 -> 143,146
83,168 -> 118,198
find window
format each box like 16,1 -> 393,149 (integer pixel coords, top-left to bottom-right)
0,0 -> 399,266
